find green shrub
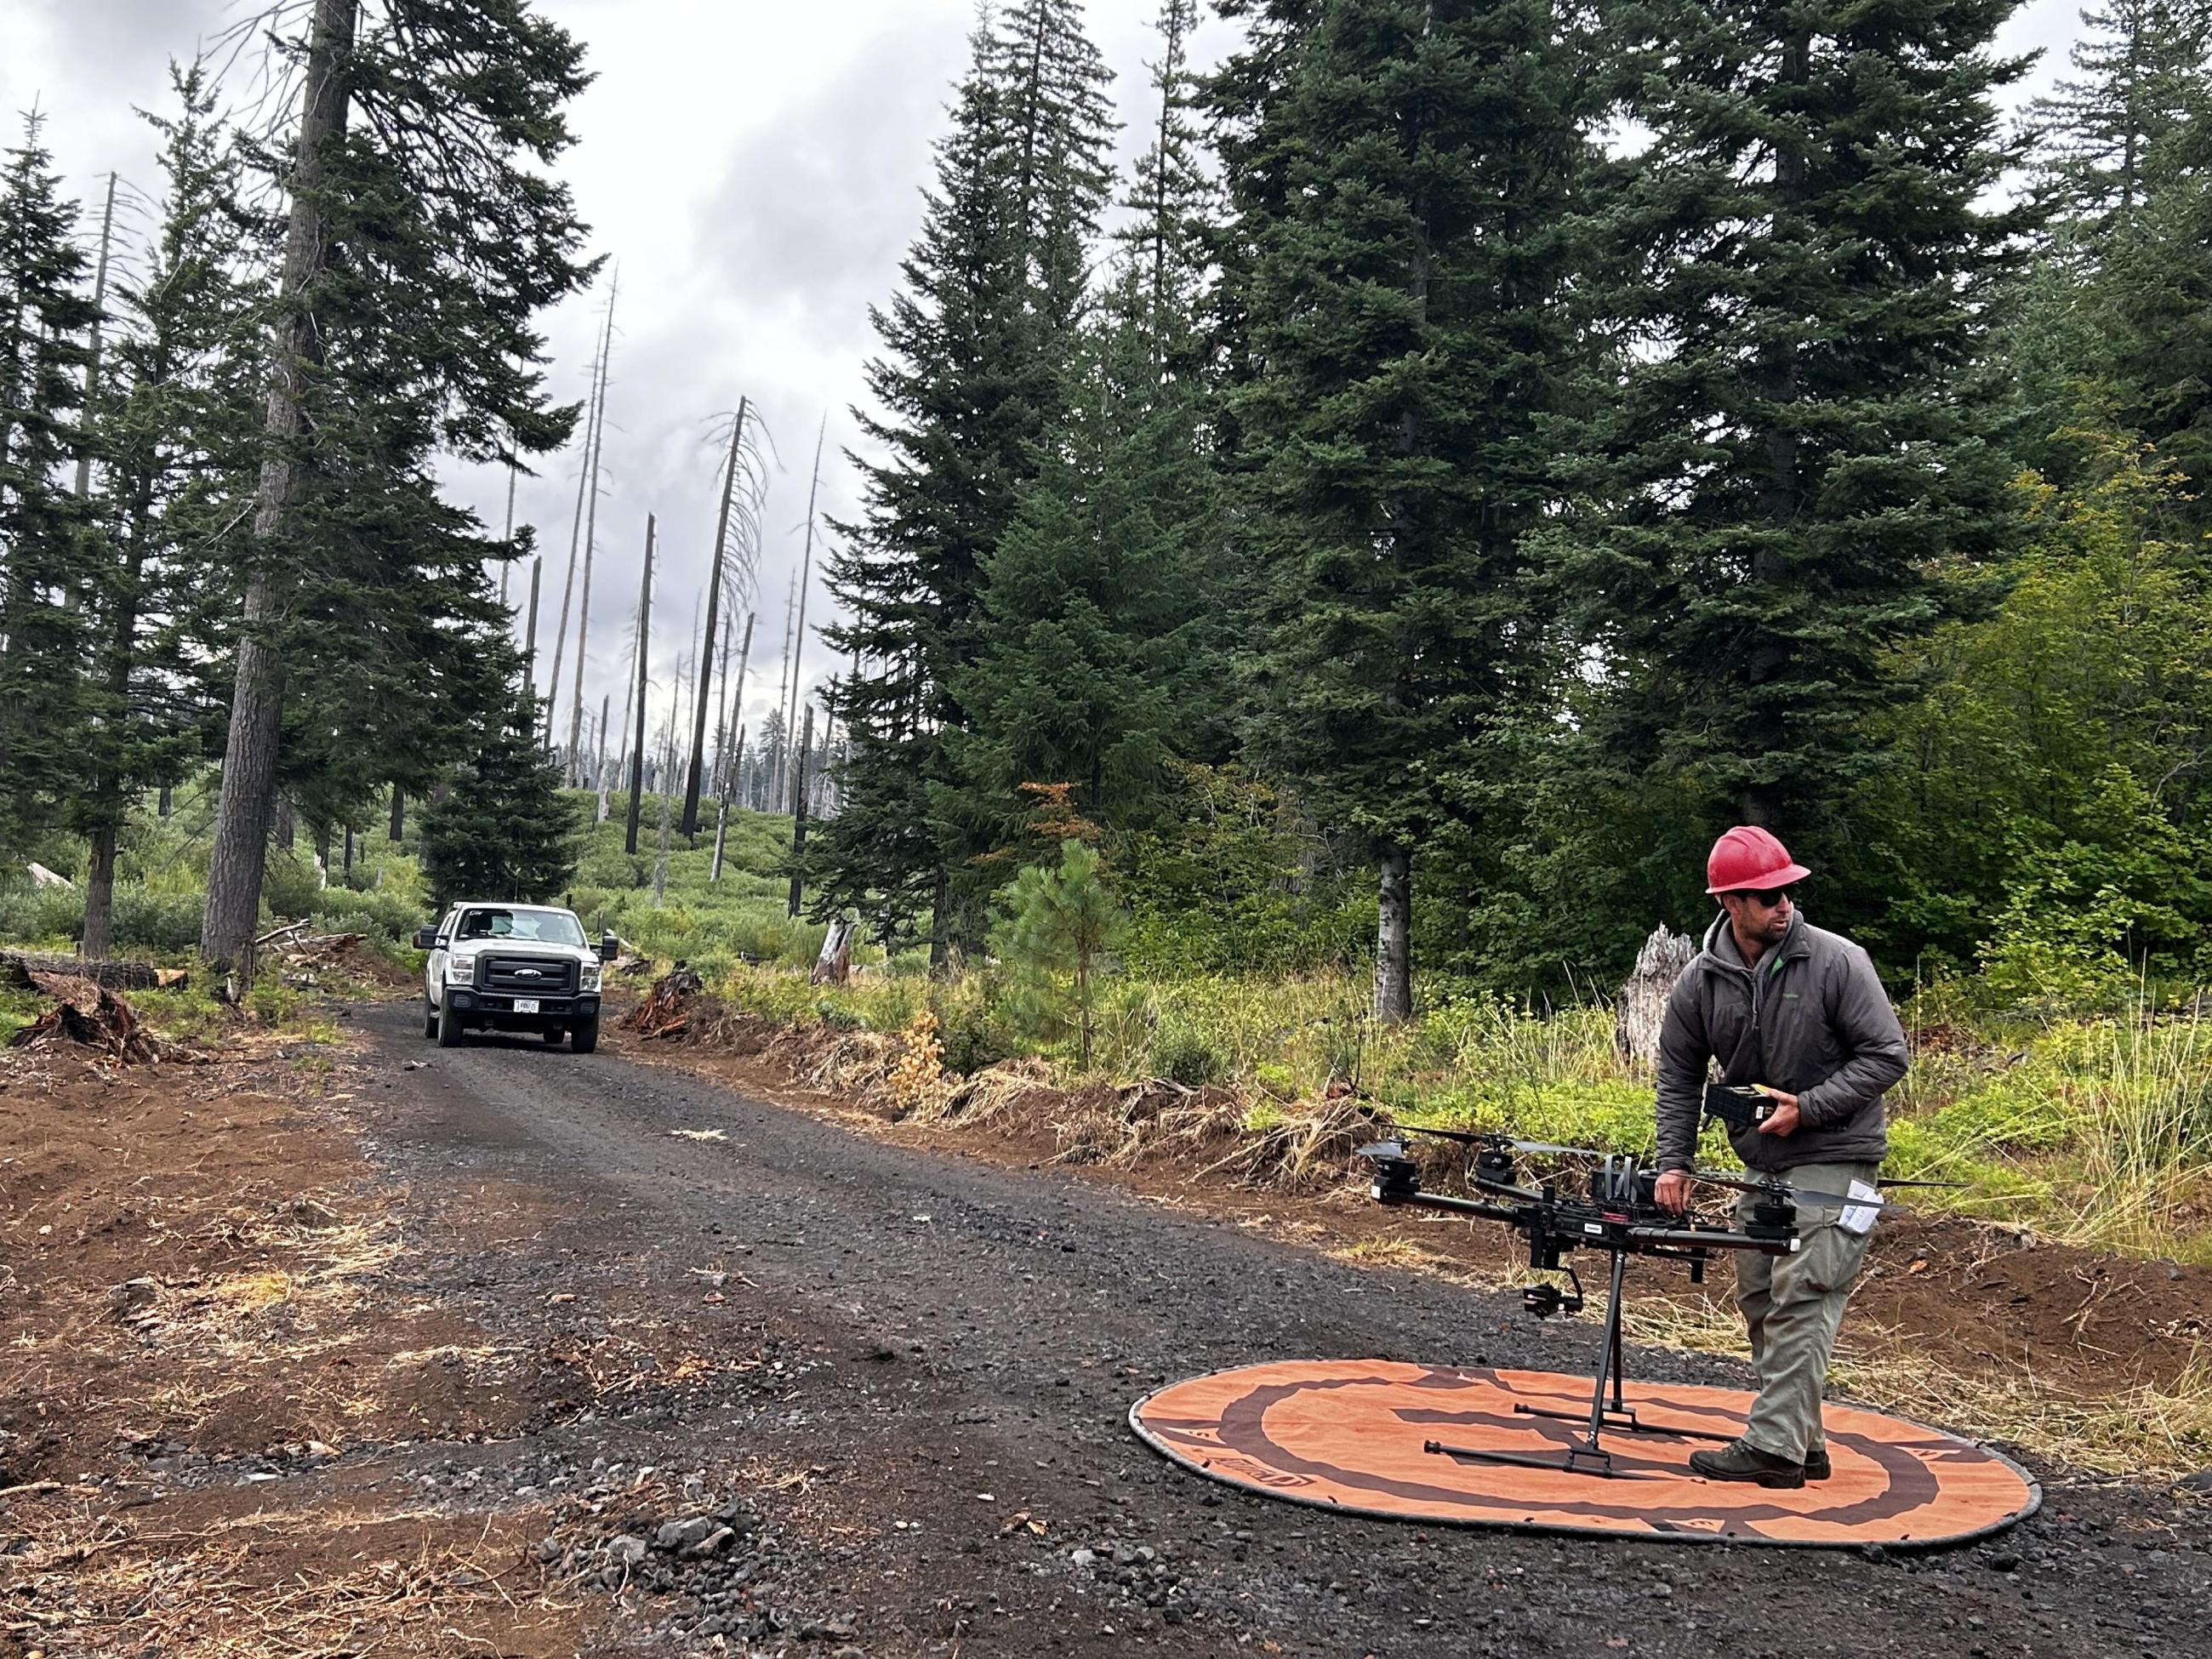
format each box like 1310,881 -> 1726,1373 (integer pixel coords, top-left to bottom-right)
1150,1021 -> 1224,1087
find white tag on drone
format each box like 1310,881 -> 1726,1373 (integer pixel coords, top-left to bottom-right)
1838,1179 -> 1881,1237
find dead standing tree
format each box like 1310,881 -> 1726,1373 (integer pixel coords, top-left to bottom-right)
623,512 -> 655,854
709,611 -> 755,883
558,272 -> 617,777
1614,924 -> 1696,1067
681,396 -> 769,836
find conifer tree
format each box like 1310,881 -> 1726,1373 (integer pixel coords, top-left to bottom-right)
1557,0 -> 2029,869
199,0 -> 595,973
1212,0 -> 1601,1019
818,6 -> 1115,962
0,114 -> 96,852
419,692 -> 580,906
2027,0 -> 2212,229
942,0 -> 1226,866
75,64 -> 265,958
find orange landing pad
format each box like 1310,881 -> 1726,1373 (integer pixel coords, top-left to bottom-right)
1131,1360 -> 2038,1548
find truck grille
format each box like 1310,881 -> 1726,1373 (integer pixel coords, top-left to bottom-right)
479,955 -> 578,996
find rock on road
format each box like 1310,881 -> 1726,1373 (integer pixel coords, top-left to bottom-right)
347,1000 -> 2208,1658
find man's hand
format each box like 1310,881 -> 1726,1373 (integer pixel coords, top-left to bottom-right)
1655,1170 -> 1693,1215
1753,1086 -> 1801,1137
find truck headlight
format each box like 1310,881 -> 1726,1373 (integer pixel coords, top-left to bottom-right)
579,962 -> 601,992
447,955 -> 476,983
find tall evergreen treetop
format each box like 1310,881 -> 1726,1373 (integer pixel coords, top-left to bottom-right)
0,114 -> 97,849
1559,0 -> 2032,846
1217,0 -> 1603,1016
2027,0 -> 2212,229
818,5 -> 1117,959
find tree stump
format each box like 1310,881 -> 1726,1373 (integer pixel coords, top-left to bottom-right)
811,915 -> 856,987
1614,924 -> 1696,1067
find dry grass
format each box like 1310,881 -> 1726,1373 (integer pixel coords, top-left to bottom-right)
8,1500 -> 581,1657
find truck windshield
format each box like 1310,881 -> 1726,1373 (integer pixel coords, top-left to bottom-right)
456,909 -> 586,946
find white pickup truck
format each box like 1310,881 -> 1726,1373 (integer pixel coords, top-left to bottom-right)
412,902 -> 617,1052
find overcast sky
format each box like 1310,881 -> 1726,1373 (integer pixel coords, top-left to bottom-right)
3,0 -> 2092,762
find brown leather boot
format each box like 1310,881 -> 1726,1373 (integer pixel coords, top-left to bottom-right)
1688,1439 -> 1805,1488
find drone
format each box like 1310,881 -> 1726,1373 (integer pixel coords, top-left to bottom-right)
1353,1116 -> 1936,1479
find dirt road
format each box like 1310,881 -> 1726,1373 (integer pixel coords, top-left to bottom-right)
318,1000 -> 2207,1659
14,998 -> 2203,1658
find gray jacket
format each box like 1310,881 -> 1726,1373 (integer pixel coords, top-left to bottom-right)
1654,911 -> 1908,1175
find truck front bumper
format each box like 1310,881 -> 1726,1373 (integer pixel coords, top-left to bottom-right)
446,989 -> 600,1025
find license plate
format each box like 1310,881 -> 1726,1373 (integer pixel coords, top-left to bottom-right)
513,998 -> 539,1014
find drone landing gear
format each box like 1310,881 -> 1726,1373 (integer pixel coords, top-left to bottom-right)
1423,1248 -> 1734,1479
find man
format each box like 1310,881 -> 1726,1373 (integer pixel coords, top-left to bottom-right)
1652,825 -> 1909,1488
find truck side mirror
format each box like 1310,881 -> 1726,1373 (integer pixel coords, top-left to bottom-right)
412,927 -> 436,950
599,933 -> 619,962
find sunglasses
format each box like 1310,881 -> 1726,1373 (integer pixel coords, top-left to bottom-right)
1734,887 -> 1794,907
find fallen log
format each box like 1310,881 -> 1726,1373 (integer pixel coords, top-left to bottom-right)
0,952 -> 184,993
7,971 -> 168,1063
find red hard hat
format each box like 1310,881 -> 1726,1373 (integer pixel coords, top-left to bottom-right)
1705,826 -> 1812,895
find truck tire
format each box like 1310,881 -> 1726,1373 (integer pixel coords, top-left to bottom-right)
423,998 -> 438,1039
437,996 -> 466,1048
570,1014 -> 600,1055
542,1026 -> 565,1044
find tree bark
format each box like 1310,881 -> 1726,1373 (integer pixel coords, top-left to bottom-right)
521,556 -> 542,719
781,415 -> 824,814
682,397 -> 747,835
563,281 -> 615,783
80,824 -> 118,961
785,702 -> 814,918
548,275 -> 613,753
199,0 -> 355,978
593,692 -> 611,818
1373,841 -> 1413,1023
388,783 -> 403,841
624,512 -> 655,854
711,722 -> 746,883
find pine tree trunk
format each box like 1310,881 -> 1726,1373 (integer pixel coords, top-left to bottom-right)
80,823 -> 118,961
682,398 -> 747,835
389,784 -> 403,841
781,416 -> 824,812
786,703 -> 814,918
199,0 -> 355,979
522,556 -> 542,718
564,288 -> 614,784
593,692 -> 612,820
157,783 -> 173,820
770,570 -> 795,809
1374,840 -> 1412,1023
548,277 -> 613,752
624,513 -> 655,855
711,723 -> 746,882
274,793 -> 295,848
929,864 -> 953,976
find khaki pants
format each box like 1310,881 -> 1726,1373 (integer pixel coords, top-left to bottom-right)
1732,1160 -> 1878,1462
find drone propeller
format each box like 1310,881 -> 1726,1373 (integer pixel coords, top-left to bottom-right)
1354,1140 -> 1411,1162
1686,1169 -> 1907,1212
1873,1176 -> 1968,1190
1394,1122 -> 1605,1159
